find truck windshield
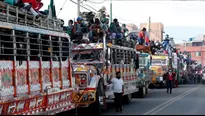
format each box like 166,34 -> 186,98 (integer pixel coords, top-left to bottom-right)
72,50 -> 103,62
152,59 -> 167,65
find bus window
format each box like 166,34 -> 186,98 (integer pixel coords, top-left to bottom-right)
0,28 -> 13,60
51,36 -> 59,61
15,30 -> 27,61
29,33 -> 40,61
61,37 -> 69,61
41,34 -> 50,61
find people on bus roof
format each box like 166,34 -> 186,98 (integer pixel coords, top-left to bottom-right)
138,27 -> 147,45
90,18 -> 105,42
110,18 -> 122,39
72,17 -> 88,43
66,19 -> 74,38
122,24 -> 129,38
94,6 -> 106,23
4,0 -> 42,19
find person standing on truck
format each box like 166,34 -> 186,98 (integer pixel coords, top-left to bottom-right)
66,20 -> 74,37
109,71 -> 124,113
166,69 -> 176,94
138,27 -> 147,45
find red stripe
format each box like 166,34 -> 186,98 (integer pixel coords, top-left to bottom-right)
85,88 -> 96,90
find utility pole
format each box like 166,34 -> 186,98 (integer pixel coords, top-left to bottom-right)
110,0 -> 112,23
182,40 -> 187,52
147,16 -> 151,40
77,0 -> 81,17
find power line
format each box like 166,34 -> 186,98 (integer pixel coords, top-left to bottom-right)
57,0 -> 68,17
81,2 -> 98,12
69,0 -> 93,12
87,0 -> 107,4
58,0 -> 138,28
79,2 -> 135,28
83,2 -> 140,26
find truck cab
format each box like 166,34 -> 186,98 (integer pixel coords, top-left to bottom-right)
71,43 -> 104,106
149,55 -> 169,88
137,53 -> 151,96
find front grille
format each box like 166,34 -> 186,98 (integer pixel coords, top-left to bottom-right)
75,73 -> 88,87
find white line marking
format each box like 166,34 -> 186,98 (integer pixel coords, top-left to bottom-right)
143,85 -> 201,115
150,87 -> 199,115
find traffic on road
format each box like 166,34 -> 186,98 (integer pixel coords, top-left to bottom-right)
0,0 -> 204,115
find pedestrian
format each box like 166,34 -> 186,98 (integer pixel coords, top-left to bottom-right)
166,69 -> 176,94
109,71 -> 124,113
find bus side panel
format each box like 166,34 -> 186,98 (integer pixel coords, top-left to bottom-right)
62,60 -> 70,89
16,61 -> 28,96
29,61 -> 41,94
0,61 -> 15,115
41,61 -> 51,90
52,61 -> 60,88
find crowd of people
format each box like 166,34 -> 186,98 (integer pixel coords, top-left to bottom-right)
64,16 -> 131,44
62,6 -> 154,45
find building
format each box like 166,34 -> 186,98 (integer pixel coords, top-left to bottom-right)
176,39 -> 205,67
126,23 -> 138,32
140,22 -> 164,42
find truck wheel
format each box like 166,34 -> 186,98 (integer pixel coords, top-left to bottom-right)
89,80 -> 104,115
145,84 -> 149,94
138,87 -> 146,98
159,82 -> 164,88
123,93 -> 132,104
149,83 -> 154,89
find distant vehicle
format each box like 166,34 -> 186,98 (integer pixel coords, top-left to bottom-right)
149,55 -> 169,88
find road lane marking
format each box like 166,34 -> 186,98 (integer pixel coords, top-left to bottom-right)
149,87 -> 200,115
143,85 -> 201,115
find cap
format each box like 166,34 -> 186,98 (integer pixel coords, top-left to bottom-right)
77,17 -> 83,21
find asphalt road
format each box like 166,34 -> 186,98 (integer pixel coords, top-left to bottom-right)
58,84 -> 205,115
102,84 -> 205,115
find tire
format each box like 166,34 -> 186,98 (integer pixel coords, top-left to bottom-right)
88,80 -> 104,115
138,87 -> 146,98
123,93 -> 132,104
159,82 -> 165,88
149,83 -> 155,89
145,82 -> 149,94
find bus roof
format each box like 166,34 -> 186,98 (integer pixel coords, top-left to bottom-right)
0,22 -> 70,38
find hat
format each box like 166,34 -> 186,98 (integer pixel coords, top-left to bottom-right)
77,17 -> 83,21
99,6 -> 106,12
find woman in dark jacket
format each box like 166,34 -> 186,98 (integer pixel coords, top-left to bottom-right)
166,69 -> 176,94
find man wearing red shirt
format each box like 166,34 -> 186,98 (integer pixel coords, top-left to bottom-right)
21,0 -> 41,18
166,69 -> 176,94
138,27 -> 146,45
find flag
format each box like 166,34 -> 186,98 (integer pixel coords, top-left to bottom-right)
48,0 -> 56,19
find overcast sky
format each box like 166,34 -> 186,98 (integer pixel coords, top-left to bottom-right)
41,0 -> 205,43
